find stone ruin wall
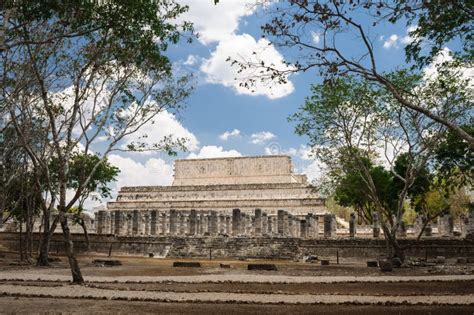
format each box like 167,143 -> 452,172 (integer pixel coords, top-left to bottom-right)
172,155 -> 300,186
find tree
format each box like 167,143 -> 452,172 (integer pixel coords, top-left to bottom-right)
65,153 -> 119,249
291,72 -> 461,260
233,1 -> 474,147
2,2 -> 193,283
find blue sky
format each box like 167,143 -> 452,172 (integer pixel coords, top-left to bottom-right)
94,1 -> 431,209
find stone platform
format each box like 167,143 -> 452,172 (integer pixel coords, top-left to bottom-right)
102,156 -> 327,237
107,155 -> 325,215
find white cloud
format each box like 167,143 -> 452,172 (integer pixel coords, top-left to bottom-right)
301,160 -> 324,182
383,25 -> 417,50
79,154 -> 174,210
250,131 -> 276,144
109,154 -> 174,188
311,31 -> 320,44
178,0 -> 256,45
201,33 -> 294,99
383,34 -> 399,49
183,54 -> 199,66
187,145 -> 242,159
121,109 -> 199,154
219,128 -> 241,141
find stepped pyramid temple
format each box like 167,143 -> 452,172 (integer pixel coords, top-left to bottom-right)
96,155 -> 333,237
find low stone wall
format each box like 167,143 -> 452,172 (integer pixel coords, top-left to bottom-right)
1,232 -> 473,260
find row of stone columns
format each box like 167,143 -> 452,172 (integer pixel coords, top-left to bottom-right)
95,210 -> 474,239
96,209 -> 330,238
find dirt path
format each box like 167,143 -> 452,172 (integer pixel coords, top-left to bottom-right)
1,283 -> 473,305
87,280 -> 474,296
1,297 -> 473,315
1,271 -> 474,284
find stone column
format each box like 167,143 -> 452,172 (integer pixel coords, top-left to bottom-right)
179,212 -> 186,236
296,218 -> 301,237
268,216 -> 274,235
226,215 -> 231,234
425,223 -> 433,237
438,212 -> 454,237
132,210 -> 139,235
203,213 -> 209,235
199,213 -> 206,235
466,211 -> 474,240
349,212 -> 357,238
219,214 -> 225,234
262,213 -> 268,235
189,210 -> 197,236
460,214 -> 469,238
169,209 -> 177,236
372,212 -> 380,238
96,210 -> 106,234
196,213 -> 202,235
324,213 -> 333,238
277,210 -> 285,236
114,211 -> 123,235
305,214 -> 314,238
107,211 -> 115,234
160,213 -> 167,235
150,210 -> 157,236
300,219 -> 307,238
283,212 -> 290,236
273,216 -> 278,235
288,215 -> 294,237
314,215 -> 320,238
126,212 -> 133,235
254,209 -> 262,236
396,221 -> 407,238
209,211 -> 218,236
232,209 -> 241,236
144,211 -> 150,236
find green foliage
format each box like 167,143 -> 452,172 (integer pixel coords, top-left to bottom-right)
386,1 -> 473,66
333,154 -> 431,219
434,125 -> 474,191
67,153 -> 119,201
3,1 -> 193,71
49,152 -> 119,203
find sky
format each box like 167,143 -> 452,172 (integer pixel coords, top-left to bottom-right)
87,1 -> 437,210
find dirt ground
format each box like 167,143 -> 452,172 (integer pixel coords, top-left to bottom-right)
1,252 -> 474,314
1,297 -> 473,315
3,253 -> 472,278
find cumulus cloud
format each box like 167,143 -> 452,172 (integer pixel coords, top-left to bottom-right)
301,160 -> 324,182
187,145 -> 242,159
121,109 -> 199,154
383,25 -> 417,50
219,128 -> 241,141
183,54 -> 199,66
200,34 -> 295,99
250,131 -> 276,144
178,0 -> 256,44
108,154 -> 174,187
383,34 -> 399,49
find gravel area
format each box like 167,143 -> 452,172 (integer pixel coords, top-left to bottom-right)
1,283 -> 473,305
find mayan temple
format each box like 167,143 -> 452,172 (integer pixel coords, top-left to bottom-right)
97,155 -> 329,236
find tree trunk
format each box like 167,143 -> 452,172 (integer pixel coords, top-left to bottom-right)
79,218 -> 90,251
19,220 -> 24,262
59,212 -> 84,284
36,211 -> 51,266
